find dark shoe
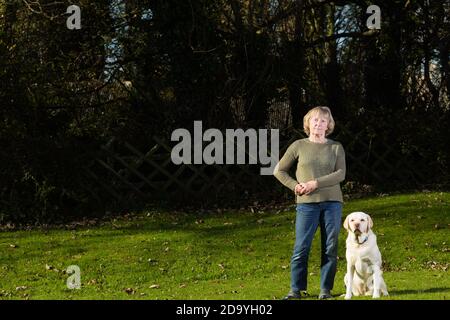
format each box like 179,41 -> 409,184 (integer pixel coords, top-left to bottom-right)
282,290 -> 307,300
282,290 -> 301,300
318,289 -> 332,299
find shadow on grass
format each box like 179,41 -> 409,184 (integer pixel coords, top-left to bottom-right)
388,287 -> 450,296
60,209 -> 292,240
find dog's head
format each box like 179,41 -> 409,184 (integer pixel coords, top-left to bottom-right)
343,211 -> 373,236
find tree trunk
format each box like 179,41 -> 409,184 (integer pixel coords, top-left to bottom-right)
322,3 -> 344,120
288,5 -> 306,129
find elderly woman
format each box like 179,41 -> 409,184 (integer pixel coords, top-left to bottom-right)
274,106 -> 346,300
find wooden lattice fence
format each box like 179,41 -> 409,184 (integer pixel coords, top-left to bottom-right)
81,123 -> 436,209
81,135 -> 271,208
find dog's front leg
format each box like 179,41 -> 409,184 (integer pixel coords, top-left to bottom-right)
372,264 -> 382,298
345,263 -> 355,300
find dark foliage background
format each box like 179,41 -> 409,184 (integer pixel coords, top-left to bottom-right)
1,0 -> 449,223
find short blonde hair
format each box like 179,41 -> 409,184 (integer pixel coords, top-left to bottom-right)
303,106 -> 335,136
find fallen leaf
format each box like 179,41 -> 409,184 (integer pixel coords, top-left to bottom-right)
124,288 -> 136,295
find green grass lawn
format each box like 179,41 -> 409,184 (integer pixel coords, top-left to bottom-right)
0,192 -> 449,300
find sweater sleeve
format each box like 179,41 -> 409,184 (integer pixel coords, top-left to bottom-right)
316,143 -> 346,188
273,141 -> 299,191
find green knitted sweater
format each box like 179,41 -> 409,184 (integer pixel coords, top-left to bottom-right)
273,138 -> 346,203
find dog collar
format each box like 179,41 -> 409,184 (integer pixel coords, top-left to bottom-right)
356,235 -> 368,245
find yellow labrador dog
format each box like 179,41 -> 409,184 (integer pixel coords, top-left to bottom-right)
343,212 -> 388,299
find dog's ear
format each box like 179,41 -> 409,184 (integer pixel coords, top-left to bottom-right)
366,214 -> 374,232
343,215 -> 350,230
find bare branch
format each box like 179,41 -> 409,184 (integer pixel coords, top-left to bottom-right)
306,29 -> 379,47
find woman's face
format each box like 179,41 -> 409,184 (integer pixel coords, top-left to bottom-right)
309,113 -> 329,136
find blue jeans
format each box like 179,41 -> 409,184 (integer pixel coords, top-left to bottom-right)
291,201 -> 342,292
